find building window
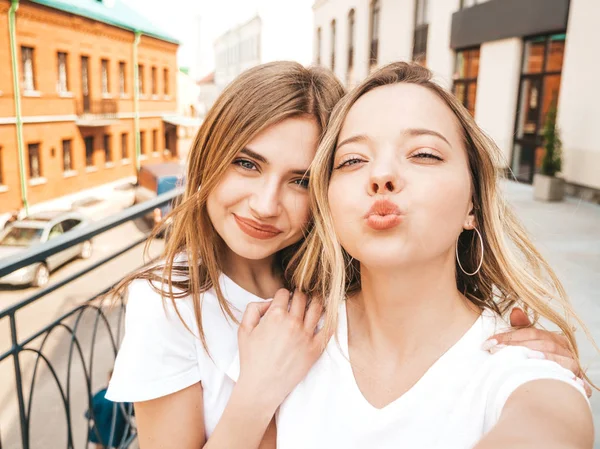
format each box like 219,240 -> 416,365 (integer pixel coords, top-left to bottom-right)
28,143 -> 42,179
119,62 -> 126,95
62,139 -> 73,172
84,136 -> 94,167
21,46 -> 35,91
81,56 -> 90,113
151,66 -> 157,95
369,0 -> 380,68
348,9 -> 355,71
163,68 -> 169,95
138,64 -> 144,95
140,131 -> 146,155
57,52 -> 68,93
330,20 -> 336,71
512,34 -> 566,184
152,129 -> 158,154
453,48 -> 480,116
103,134 -> 112,163
413,0 -> 429,65
121,133 -> 128,160
0,147 -> 4,185
101,59 -> 109,95
316,27 -> 322,65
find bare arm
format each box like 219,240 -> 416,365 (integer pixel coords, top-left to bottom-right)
134,383 -> 206,449
134,382 -> 276,449
134,289 -> 326,449
474,379 -> 593,449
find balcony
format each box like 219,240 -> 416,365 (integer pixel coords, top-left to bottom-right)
75,99 -> 119,127
0,189 -> 181,448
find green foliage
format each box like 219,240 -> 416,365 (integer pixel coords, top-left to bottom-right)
541,103 -> 562,177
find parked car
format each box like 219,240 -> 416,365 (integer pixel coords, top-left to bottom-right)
135,162 -> 185,235
0,211 -> 93,287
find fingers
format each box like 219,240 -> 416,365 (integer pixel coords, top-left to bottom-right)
509,307 -> 531,327
489,327 -> 569,350
303,300 -> 323,333
492,339 -> 572,358
289,290 -> 308,320
269,288 -> 291,312
240,301 -> 272,332
583,379 -> 593,398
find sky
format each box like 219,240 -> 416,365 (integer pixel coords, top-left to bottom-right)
121,0 -> 315,80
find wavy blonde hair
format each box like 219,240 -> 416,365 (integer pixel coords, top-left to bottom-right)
293,61 -> 595,382
112,62 -> 345,352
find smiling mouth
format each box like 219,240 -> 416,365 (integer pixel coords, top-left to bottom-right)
233,214 -> 283,240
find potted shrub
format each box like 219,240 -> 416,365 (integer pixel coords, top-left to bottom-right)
533,103 -> 564,201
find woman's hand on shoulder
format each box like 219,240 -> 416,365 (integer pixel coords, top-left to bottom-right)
483,307 -> 592,397
237,289 -> 330,411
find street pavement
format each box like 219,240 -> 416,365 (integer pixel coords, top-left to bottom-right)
501,180 -> 600,447
0,180 -> 598,447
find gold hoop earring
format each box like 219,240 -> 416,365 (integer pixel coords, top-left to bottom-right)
456,227 -> 483,276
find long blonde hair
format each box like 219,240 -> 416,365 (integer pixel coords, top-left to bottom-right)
293,61 -> 594,381
113,62 -> 345,352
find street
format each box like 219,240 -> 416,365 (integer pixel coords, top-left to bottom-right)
0,218 -> 161,449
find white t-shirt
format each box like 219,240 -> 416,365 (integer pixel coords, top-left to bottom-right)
106,273 -> 269,438
276,302 -> 588,449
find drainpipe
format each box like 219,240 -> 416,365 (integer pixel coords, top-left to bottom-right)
8,0 -> 29,215
132,31 -> 141,173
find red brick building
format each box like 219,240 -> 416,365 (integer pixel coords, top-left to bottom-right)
0,0 -> 180,213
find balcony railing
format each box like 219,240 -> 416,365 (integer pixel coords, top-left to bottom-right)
75,99 -> 118,126
0,189 -> 181,449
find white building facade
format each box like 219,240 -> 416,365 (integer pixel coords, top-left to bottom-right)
313,0 -> 600,200
214,0 -> 315,90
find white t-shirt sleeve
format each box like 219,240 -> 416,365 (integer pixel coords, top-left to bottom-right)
483,346 -> 589,431
106,279 -> 202,403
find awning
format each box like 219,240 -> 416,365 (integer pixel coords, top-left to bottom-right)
162,115 -> 203,127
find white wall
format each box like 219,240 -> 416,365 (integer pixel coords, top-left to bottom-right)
426,0 -> 461,88
474,38 -> 523,167
558,0 -> 600,189
378,0 -> 415,66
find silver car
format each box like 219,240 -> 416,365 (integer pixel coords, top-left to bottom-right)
0,211 -> 93,287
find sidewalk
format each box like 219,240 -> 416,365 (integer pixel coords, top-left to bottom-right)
502,180 -> 600,444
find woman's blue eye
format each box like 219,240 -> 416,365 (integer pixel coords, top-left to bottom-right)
294,178 -> 309,189
234,159 -> 257,170
336,158 -> 363,169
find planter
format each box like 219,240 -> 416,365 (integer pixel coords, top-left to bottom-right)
533,174 -> 565,202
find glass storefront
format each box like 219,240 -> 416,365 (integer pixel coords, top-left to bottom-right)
512,34 -> 565,183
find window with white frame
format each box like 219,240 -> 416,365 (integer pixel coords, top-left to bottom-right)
21,46 -> 35,91
119,62 -> 126,95
28,143 -> 42,179
101,59 -> 109,94
57,52 -> 68,93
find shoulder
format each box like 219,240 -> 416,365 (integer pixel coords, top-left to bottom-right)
478,345 -> 589,429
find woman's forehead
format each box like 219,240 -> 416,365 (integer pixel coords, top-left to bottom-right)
339,83 -> 463,148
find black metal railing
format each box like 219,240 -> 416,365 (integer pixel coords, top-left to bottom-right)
0,188 -> 181,449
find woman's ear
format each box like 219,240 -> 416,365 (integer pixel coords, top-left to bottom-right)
463,202 -> 476,230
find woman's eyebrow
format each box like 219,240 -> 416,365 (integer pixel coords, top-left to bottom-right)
240,147 -> 268,163
336,134 -> 369,151
402,128 -> 452,148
